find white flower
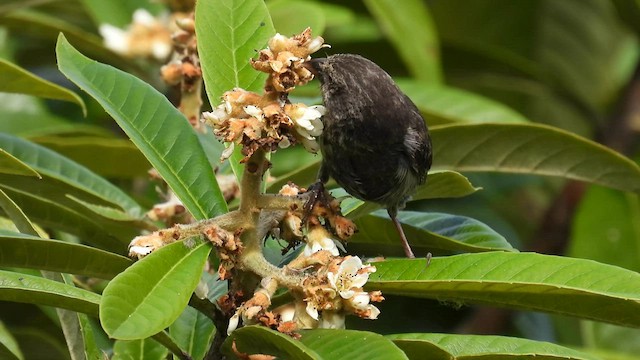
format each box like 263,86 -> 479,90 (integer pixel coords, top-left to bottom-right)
349,292 -> 380,319
98,9 -> 172,60
293,105 -> 324,134
273,303 -> 296,323
304,227 -> 339,256
318,311 -> 345,329
99,24 -> 128,54
202,104 -> 229,126
132,9 -> 156,26
129,245 -> 154,257
285,104 -> 324,153
327,256 -> 376,299
220,142 -> 235,161
243,105 -> 263,120
268,33 -> 290,53
227,311 -> 240,334
306,37 -> 330,54
306,301 -> 319,320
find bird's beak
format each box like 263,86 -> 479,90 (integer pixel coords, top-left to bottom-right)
303,58 -> 326,76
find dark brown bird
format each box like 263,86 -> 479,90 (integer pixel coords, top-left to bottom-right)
306,54 -> 432,258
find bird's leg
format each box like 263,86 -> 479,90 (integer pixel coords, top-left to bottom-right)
302,180 -> 326,223
388,209 -> 415,258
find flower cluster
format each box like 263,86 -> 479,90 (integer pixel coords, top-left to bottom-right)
201,28 -> 328,160
202,89 -> 325,159
251,27 -> 329,93
99,9 -> 180,61
304,256 -> 382,328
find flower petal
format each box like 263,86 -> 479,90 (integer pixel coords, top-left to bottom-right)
306,302 -> 319,320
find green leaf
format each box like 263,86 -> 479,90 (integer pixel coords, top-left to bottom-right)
33,136 -> 151,178
67,195 -> 143,223
570,185 -> 640,271
0,133 -> 141,214
56,34 -> 227,220
0,270 -> 100,315
112,338 -> 168,360
350,211 -> 514,257
0,149 -> 40,178
569,186 -> 640,354
196,0 -> 275,105
397,81 -> 529,126
0,189 -> 41,236
76,312 -> 103,360
0,58 -> 86,115
0,186 -> 134,251
224,326 -> 320,359
0,233 -> 131,279
44,272 -> 98,360
169,306 -> 215,360
387,333 -> 599,360
431,123 -> 640,193
268,0 -> 326,36
364,0 -> 441,84
100,240 -> 211,339
0,321 -> 23,360
0,111 -> 110,139
298,329 -> 408,360
341,170 -> 480,219
367,252 -> 640,328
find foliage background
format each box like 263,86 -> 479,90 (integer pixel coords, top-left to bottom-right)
1,0 -> 640,359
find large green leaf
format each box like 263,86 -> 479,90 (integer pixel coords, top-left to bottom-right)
569,186 -> 640,354
0,189 -> 41,237
196,0 -> 274,105
112,339 -> 168,360
223,326 -> 320,359
0,58 -> 86,115
298,329 -> 408,360
0,110 -> 111,138
44,272 -> 100,360
364,0 -> 441,84
100,240 -> 211,339
268,0 -> 326,36
398,81 -> 529,125
0,270 -> 100,315
349,210 -> 514,257
227,327 -> 409,360
0,150 -> 39,178
0,133 -> 141,214
169,306 -> 215,360
387,333 -> 598,360
34,136 -> 151,178
56,34 -> 227,220
570,185 -> 640,272
0,232 -> 131,279
340,170 -> 480,219
431,123 -> 640,193
0,186 -> 134,251
0,321 -> 23,360
367,252 -> 640,328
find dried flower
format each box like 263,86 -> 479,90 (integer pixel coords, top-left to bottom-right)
99,9 -> 178,60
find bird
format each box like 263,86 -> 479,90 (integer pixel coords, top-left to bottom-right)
305,54 -> 432,258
